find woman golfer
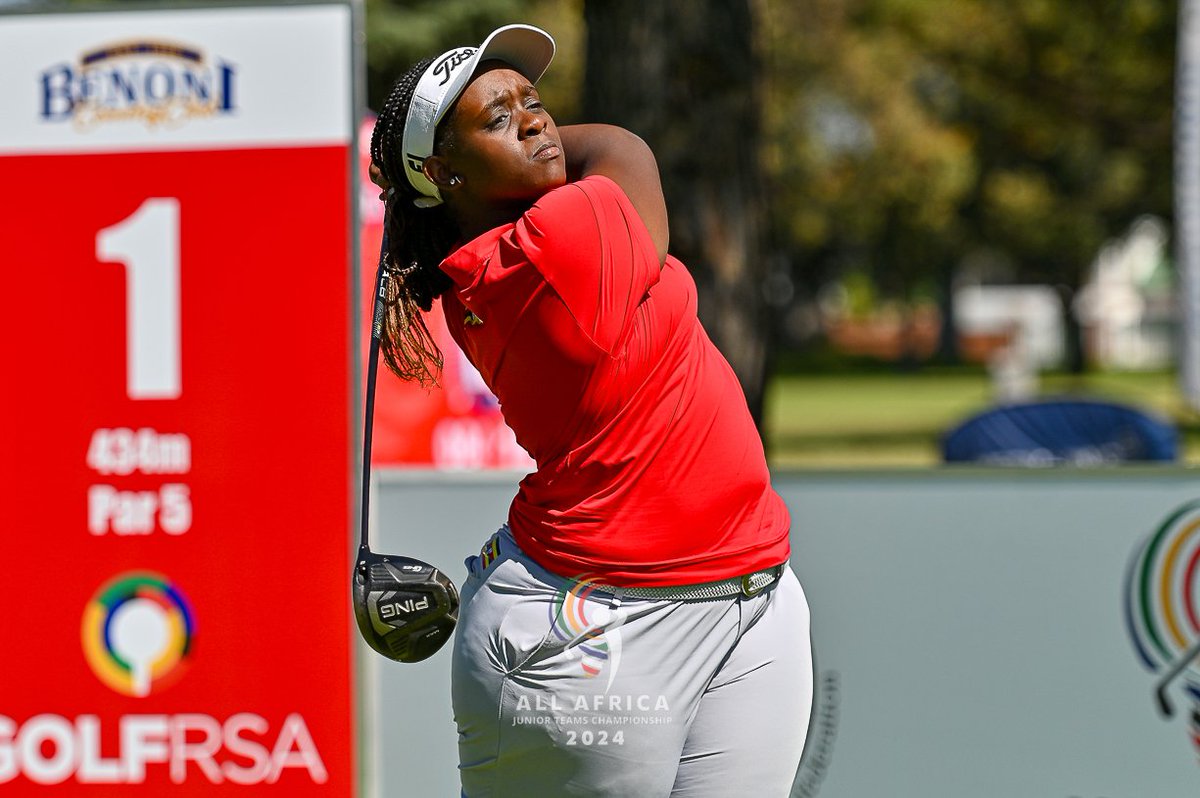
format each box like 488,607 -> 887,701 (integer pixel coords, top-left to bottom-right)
369,24 -> 813,798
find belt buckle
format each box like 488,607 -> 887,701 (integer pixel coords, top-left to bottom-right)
741,570 -> 764,597
741,565 -> 780,597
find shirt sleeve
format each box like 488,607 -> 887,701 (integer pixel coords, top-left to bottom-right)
507,175 -> 662,356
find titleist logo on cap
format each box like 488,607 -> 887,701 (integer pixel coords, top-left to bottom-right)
434,48 -> 476,86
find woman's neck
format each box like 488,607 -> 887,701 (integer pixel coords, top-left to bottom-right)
453,198 -> 535,242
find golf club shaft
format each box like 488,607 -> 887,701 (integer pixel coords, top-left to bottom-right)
359,231 -> 391,551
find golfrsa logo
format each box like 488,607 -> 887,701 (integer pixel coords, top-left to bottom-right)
81,570 -> 194,697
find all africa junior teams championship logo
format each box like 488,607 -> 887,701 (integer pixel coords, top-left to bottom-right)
81,571 -> 195,697
1125,500 -> 1200,753
549,577 -> 624,689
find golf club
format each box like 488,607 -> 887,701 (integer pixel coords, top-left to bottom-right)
352,228 -> 459,664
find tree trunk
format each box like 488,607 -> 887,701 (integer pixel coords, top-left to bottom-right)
582,0 -> 773,429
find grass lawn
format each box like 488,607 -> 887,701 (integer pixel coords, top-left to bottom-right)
764,368 -> 1200,468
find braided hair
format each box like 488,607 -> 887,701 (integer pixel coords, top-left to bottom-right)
370,57 -> 459,386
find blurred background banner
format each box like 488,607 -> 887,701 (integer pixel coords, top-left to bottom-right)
0,4 -> 358,794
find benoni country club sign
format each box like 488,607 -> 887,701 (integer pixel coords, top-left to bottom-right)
39,39 -> 236,130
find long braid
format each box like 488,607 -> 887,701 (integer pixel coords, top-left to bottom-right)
370,57 -> 459,386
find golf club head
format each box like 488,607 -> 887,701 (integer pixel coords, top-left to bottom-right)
352,546 -> 459,663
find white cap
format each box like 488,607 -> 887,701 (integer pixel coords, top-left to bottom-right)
401,24 -> 556,208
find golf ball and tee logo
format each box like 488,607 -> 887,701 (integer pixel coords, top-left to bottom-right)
1125,500 -> 1200,753
81,571 -> 195,697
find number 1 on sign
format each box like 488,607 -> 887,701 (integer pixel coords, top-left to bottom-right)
97,198 -> 181,400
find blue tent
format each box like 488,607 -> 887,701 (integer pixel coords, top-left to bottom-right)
941,399 -> 1178,465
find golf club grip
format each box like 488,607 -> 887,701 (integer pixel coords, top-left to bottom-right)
359,231 -> 391,550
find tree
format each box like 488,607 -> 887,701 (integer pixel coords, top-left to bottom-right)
582,0 -> 776,427
364,0 -> 529,110
762,0 -> 1177,368
363,0 -> 583,119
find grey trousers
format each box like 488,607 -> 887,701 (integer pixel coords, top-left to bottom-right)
452,527 -> 813,797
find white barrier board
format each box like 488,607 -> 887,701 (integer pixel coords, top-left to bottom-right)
367,469 -> 1200,797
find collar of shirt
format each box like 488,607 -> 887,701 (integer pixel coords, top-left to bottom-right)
439,224 -> 510,290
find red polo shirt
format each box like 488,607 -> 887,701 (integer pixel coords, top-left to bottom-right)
439,175 -> 790,586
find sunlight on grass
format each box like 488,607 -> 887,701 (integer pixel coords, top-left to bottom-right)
765,370 -> 1200,469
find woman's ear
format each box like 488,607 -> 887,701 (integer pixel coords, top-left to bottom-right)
423,156 -> 458,193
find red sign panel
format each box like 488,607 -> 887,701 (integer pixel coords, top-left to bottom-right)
0,6 -> 356,795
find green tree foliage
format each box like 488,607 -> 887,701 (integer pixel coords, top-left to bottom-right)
364,0 -> 582,118
364,0 -> 524,110
582,0 -> 776,425
762,0 -> 1176,354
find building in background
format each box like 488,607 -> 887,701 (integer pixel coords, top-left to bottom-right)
1074,215 -> 1176,371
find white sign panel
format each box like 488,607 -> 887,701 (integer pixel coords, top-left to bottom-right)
0,4 -> 351,154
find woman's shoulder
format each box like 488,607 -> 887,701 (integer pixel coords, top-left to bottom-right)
528,174 -> 627,218
517,175 -> 651,269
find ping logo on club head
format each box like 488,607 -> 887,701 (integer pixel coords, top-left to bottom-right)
379,595 -> 431,619
81,571 -> 195,697
549,578 -> 623,687
1125,500 -> 1200,747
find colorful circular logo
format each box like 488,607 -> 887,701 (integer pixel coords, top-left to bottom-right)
1125,501 -> 1200,722
550,578 -> 613,679
1126,502 -> 1200,673
81,571 -> 195,697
